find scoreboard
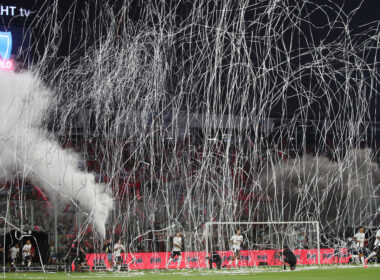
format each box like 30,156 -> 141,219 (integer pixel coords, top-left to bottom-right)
0,26 -> 30,71
0,0 -> 43,70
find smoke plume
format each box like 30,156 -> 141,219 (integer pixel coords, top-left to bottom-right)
0,71 -> 113,238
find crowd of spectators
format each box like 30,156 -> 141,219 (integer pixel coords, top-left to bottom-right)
0,130 -> 379,259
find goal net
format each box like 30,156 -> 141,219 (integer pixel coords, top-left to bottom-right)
204,221 -> 320,267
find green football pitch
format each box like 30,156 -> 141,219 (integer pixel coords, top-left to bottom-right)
1,266 -> 380,280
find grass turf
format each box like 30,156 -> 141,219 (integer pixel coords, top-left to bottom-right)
1,266 -> 380,280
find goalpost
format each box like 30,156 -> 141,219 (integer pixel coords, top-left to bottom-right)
204,221 -> 321,265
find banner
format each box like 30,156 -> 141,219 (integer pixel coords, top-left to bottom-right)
85,248 -> 350,270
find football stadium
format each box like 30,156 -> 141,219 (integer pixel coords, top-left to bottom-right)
0,1 -> 379,279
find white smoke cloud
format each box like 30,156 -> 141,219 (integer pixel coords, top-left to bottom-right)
0,71 -> 113,238
261,148 -> 380,227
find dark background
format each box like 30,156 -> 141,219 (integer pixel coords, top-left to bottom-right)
0,0 -> 379,123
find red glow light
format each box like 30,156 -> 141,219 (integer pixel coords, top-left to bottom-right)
0,59 -> 14,71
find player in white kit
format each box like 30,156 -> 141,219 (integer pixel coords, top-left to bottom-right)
167,232 -> 183,269
365,227 -> 380,264
9,243 -> 19,271
114,239 -> 126,271
352,226 -> 367,265
228,229 -> 244,268
22,240 -> 32,270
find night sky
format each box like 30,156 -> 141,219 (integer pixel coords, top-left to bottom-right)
1,0 -> 379,123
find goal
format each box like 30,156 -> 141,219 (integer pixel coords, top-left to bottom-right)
204,221 -> 321,265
